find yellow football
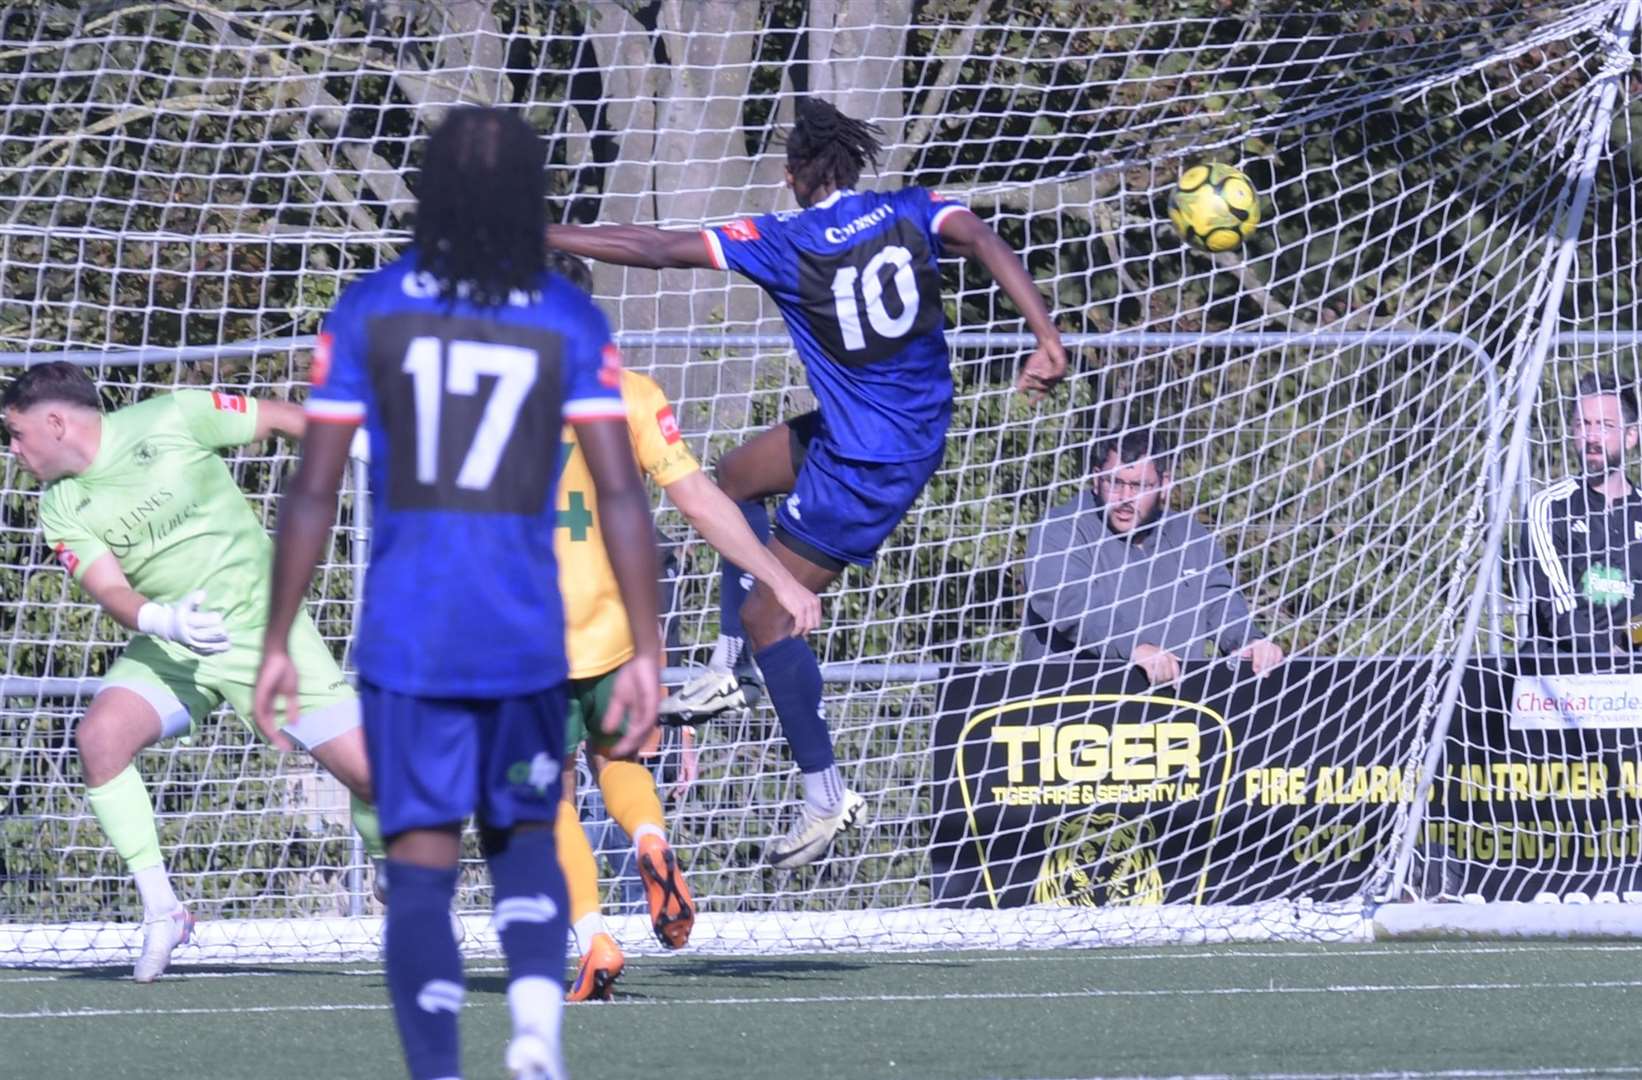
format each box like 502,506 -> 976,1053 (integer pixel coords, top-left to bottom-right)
1168,163 -> 1261,252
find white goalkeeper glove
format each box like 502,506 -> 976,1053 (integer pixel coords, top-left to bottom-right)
138,590 -> 231,656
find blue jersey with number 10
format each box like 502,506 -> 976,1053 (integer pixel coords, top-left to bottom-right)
306,251 -> 626,698
703,187 -> 970,463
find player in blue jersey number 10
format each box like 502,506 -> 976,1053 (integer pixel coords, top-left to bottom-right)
258,108 -> 661,1080
549,96 -> 1066,870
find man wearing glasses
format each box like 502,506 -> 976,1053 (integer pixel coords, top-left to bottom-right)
1521,372 -> 1642,658
1020,427 -> 1283,684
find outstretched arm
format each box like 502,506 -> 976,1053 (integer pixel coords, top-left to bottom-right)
937,209 -> 1067,401
663,470 -> 822,636
254,398 -> 306,443
547,223 -> 716,271
577,417 -> 664,757
255,418 -> 354,748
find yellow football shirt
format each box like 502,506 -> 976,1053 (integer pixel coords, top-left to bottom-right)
558,369 -> 699,679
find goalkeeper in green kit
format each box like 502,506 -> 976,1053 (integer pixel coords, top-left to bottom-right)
2,362 -> 382,982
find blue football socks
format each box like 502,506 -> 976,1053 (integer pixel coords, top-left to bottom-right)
486,826 -> 568,1042
755,636 -> 842,813
383,861 -> 463,1080
718,498 -> 770,642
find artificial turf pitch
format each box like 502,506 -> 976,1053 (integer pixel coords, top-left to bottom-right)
3,941 -> 1640,1079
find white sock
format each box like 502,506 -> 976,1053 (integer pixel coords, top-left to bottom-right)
802,766 -> 845,816
572,912 -> 605,953
508,975 -> 564,1040
133,865 -> 178,919
631,823 -> 665,849
709,634 -> 744,671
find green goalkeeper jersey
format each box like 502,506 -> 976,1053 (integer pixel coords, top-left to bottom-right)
39,389 -> 274,630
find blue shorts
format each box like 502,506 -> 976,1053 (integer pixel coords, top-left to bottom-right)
774,412 -> 944,569
360,679 -> 567,838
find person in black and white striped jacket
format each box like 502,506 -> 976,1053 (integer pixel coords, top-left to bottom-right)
1520,373 -> 1642,656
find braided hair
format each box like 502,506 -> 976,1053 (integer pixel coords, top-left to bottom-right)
414,107 -> 547,308
785,97 -> 884,200
545,249 -> 594,293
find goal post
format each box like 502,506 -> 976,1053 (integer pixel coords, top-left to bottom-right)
4,0 -> 1642,965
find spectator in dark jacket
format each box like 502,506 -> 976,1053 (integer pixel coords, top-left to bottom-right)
1022,427 -> 1284,684
1520,372 -> 1642,656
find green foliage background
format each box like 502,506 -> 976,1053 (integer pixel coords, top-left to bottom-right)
0,1 -> 1636,924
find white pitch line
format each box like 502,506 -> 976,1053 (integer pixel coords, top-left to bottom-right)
1013,1068 -> 1642,1080
6,940 -> 1641,984
2,977 -> 1640,1020
0,965 -> 509,985
854,942 -> 1642,965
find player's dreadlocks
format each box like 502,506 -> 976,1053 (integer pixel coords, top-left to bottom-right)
545,249 -> 594,293
785,97 -> 884,198
414,106 -> 546,308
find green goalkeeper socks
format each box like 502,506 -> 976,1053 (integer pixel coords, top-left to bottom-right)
86,765 -> 164,874
350,795 -> 386,860
87,765 -> 179,917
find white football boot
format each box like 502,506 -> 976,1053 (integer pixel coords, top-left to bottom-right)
766,789 -> 866,870
133,905 -> 194,983
506,1031 -> 568,1080
659,665 -> 762,723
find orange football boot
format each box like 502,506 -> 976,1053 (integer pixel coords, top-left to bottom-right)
637,834 -> 695,950
566,932 -> 624,1002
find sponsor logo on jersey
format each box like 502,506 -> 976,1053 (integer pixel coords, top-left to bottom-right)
599,344 -> 623,389
211,391 -> 248,414
53,543 -> 78,574
1582,562 -> 1632,606
132,440 -> 155,466
823,202 -> 896,245
1573,520 -> 1589,534
785,493 -> 802,521
656,405 -> 682,444
311,332 -> 334,387
722,217 -> 760,242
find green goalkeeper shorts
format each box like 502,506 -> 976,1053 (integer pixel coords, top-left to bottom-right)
563,668 -> 622,757
99,609 -> 357,750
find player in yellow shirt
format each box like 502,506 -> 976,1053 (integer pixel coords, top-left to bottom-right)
548,255 -> 820,1001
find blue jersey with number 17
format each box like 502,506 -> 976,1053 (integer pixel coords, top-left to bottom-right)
703,187 -> 970,463
305,250 -> 626,698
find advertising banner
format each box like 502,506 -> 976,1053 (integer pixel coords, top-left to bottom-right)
930,658 -> 1642,907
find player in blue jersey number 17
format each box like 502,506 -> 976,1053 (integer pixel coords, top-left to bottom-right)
549,96 -> 1066,870
257,107 -> 660,1080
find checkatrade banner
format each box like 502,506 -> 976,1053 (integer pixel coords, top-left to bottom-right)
930,658 -> 1642,908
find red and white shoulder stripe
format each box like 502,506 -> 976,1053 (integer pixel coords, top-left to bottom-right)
564,397 -> 628,424
931,197 -> 973,234
700,229 -> 727,271
306,398 -> 367,424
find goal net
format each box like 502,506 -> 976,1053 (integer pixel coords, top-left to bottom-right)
3,0 -> 1640,965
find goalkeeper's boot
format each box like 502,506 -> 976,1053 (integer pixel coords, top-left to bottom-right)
659,663 -> 763,724
766,788 -> 867,870
636,834 -> 695,950
566,932 -> 624,1002
133,905 -> 194,983
506,1031 -> 568,1080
